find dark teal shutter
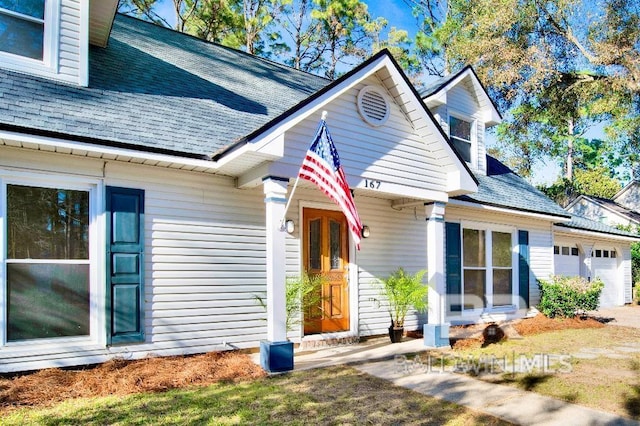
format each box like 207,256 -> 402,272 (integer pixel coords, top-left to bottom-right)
445,222 -> 462,313
106,187 -> 145,344
518,230 -> 530,309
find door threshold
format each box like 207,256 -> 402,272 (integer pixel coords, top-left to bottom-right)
299,331 -> 359,350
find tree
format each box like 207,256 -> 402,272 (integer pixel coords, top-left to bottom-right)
402,0 -> 448,76
407,0 -> 640,181
365,18 -> 422,83
310,0 -> 371,79
119,0 -> 287,57
537,138 -> 622,206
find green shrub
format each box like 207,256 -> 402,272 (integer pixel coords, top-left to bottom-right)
537,275 -> 604,318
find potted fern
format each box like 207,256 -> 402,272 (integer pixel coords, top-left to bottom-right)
378,268 -> 428,343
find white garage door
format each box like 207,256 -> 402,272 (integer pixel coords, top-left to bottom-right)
591,248 -> 620,308
554,245 -> 580,276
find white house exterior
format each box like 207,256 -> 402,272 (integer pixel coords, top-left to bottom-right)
567,192 -> 640,229
0,1 -> 636,373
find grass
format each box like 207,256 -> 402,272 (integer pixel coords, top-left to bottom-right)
430,324 -> 640,419
0,366 -> 511,426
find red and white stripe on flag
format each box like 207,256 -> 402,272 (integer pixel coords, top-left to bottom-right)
298,120 -> 363,249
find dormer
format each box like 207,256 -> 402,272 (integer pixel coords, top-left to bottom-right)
0,0 -> 118,86
421,66 -> 501,175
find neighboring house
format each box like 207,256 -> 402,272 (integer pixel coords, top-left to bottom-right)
567,181 -> 640,230
0,2 -> 636,373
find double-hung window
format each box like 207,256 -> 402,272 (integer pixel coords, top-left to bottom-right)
0,0 -> 57,71
3,181 -> 94,343
449,116 -> 473,163
462,225 -> 515,311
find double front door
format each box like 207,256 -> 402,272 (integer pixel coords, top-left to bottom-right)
302,208 -> 350,334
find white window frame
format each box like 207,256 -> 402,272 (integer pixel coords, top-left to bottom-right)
0,0 -> 60,77
0,171 -> 102,348
461,221 -> 518,314
448,111 -> 477,169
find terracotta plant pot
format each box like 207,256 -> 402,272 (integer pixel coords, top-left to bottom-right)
389,325 -> 404,343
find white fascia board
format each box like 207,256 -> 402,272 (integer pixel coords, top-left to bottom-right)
553,226 -> 640,243
0,130 -> 219,171
428,68 -> 501,126
215,133 -> 284,170
423,91 -> 447,107
613,180 -> 638,201
449,198 -> 572,222
446,170 -> 478,195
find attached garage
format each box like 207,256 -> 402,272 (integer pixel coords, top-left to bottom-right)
591,248 -> 621,308
553,244 -> 581,277
554,217 -> 638,308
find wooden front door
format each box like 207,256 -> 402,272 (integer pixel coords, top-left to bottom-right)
303,208 -> 350,334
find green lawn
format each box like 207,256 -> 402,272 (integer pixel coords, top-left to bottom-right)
1,366 -> 510,426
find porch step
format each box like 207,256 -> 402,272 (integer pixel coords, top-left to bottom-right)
298,335 -> 360,351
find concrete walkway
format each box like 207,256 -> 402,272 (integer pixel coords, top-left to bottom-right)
277,336 -> 640,426
590,305 -> 640,329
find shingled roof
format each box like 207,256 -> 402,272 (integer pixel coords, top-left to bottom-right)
0,14 -> 330,158
556,215 -> 640,238
455,156 -> 571,218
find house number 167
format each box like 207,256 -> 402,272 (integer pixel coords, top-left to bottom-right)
365,179 -> 381,189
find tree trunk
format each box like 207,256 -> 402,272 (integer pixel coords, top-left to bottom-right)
566,118 -> 574,181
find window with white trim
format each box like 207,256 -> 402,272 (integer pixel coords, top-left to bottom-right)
3,180 -> 94,343
449,115 -> 473,163
462,225 -> 515,310
0,0 -> 57,72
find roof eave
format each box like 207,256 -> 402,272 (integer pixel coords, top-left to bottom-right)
89,0 -> 119,48
553,224 -> 640,242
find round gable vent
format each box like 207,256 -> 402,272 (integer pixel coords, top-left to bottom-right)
357,86 -> 390,127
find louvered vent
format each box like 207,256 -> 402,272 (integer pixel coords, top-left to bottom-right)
357,86 -> 390,127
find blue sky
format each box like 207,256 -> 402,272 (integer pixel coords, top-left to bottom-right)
149,0 -> 564,184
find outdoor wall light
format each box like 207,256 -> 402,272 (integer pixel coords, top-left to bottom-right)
361,225 -> 371,238
285,219 -> 295,234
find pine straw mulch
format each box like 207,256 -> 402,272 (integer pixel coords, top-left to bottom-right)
0,351 -> 265,413
450,313 -> 605,350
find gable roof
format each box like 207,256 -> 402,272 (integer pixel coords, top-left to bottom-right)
419,66 -> 502,126
567,194 -> 640,225
0,14 -> 330,159
453,155 -> 571,219
613,179 -> 640,205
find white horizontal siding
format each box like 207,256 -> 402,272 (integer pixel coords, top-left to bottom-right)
355,196 -> 428,336
529,228 -> 554,306
445,206 -> 555,309
279,77 -> 449,196
430,81 -> 488,175
622,247 -> 633,303
58,0 -> 81,80
0,148 -> 269,372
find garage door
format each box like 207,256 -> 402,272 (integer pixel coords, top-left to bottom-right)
591,248 -> 620,308
554,245 -> 580,276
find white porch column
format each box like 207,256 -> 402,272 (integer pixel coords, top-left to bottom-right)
425,202 -> 446,325
263,177 -> 289,342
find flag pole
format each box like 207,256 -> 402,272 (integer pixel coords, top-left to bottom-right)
280,111 -> 328,230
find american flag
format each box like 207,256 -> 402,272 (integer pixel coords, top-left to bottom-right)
298,119 -> 363,249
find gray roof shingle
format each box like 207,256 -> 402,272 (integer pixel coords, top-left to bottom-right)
0,14 -> 330,157
455,156 -> 571,218
556,215 -> 640,238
